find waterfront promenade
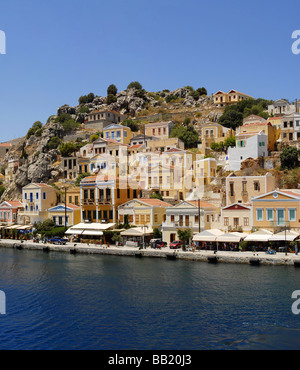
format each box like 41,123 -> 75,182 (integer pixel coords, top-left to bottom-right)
0,239 -> 300,266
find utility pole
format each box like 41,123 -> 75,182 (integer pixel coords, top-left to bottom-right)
198,198 -> 201,233
64,187 -> 67,231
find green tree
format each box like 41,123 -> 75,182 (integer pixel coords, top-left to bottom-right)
170,124 -> 199,149
177,228 -> 192,247
280,146 -> 300,170
122,119 -> 139,132
127,81 -> 143,90
150,192 -> 163,200
223,136 -> 236,149
107,84 -> 118,96
106,94 -> 117,105
0,184 -> 5,197
90,134 -> 99,142
197,87 -> 207,96
75,172 -> 91,187
47,136 -> 62,150
26,121 -> 43,139
218,110 -> 244,131
59,142 -> 78,157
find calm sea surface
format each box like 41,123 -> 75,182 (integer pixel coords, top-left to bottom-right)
0,247 -> 300,350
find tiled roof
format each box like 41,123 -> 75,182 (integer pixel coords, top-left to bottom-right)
187,200 -> 215,209
137,199 -> 173,207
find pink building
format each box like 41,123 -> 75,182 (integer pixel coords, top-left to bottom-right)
0,201 -> 22,225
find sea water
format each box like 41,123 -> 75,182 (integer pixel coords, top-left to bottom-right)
0,247 -> 299,350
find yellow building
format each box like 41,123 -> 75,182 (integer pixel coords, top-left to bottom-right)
226,172 -> 275,206
199,122 -> 234,154
145,137 -> 185,152
48,204 -> 81,227
144,121 -> 174,138
266,117 -> 281,141
20,183 -> 57,224
214,89 -> 254,107
252,189 -> 300,232
103,124 -> 133,144
80,175 -> 139,224
65,187 -> 81,206
194,157 -> 217,187
237,119 -> 277,152
118,198 -> 172,227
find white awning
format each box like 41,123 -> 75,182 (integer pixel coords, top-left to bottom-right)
121,227 -> 153,236
268,230 -> 300,242
193,229 -> 224,242
215,232 -> 248,243
65,222 -> 115,235
244,229 -> 273,242
81,230 -> 103,236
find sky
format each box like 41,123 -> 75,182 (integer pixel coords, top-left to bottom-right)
0,0 -> 300,141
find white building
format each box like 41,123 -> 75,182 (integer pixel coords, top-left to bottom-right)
227,131 -> 268,171
268,99 -> 295,116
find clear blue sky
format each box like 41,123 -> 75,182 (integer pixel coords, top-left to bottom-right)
0,0 -> 300,141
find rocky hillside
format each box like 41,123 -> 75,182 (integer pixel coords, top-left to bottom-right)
0,85 -> 223,201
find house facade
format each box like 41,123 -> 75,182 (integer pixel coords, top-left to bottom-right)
280,113 -> 300,142
225,172 -> 275,205
251,189 -> 300,232
103,124 -> 133,145
85,110 -> 126,130
267,99 -> 295,116
48,204 -> 81,227
236,119 -> 277,152
144,121 -> 174,138
227,131 -> 268,171
118,198 -> 172,228
20,183 -> 57,224
0,201 -> 22,225
213,90 -> 254,107
221,203 -> 252,232
162,200 -> 218,244
80,175 -> 138,224
198,122 -> 234,153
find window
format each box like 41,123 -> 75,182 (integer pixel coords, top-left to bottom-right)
116,130 -> 121,138
124,131 -> 127,138
106,132 -> 109,139
233,218 -> 239,227
25,193 -> 27,200
43,192 -> 46,200
244,217 -> 249,226
277,209 -> 285,226
230,182 -> 234,196
224,217 -> 229,226
256,208 -> 263,221
289,208 -> 296,222
267,208 -> 274,221
254,182 -> 260,191
111,131 -> 115,139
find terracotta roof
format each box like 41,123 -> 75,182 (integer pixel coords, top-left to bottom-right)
0,143 -> 11,147
32,183 -> 53,188
137,198 -> 173,207
128,144 -> 143,149
2,201 -> 22,207
242,122 -> 272,127
187,200 -> 215,209
279,189 -> 300,198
